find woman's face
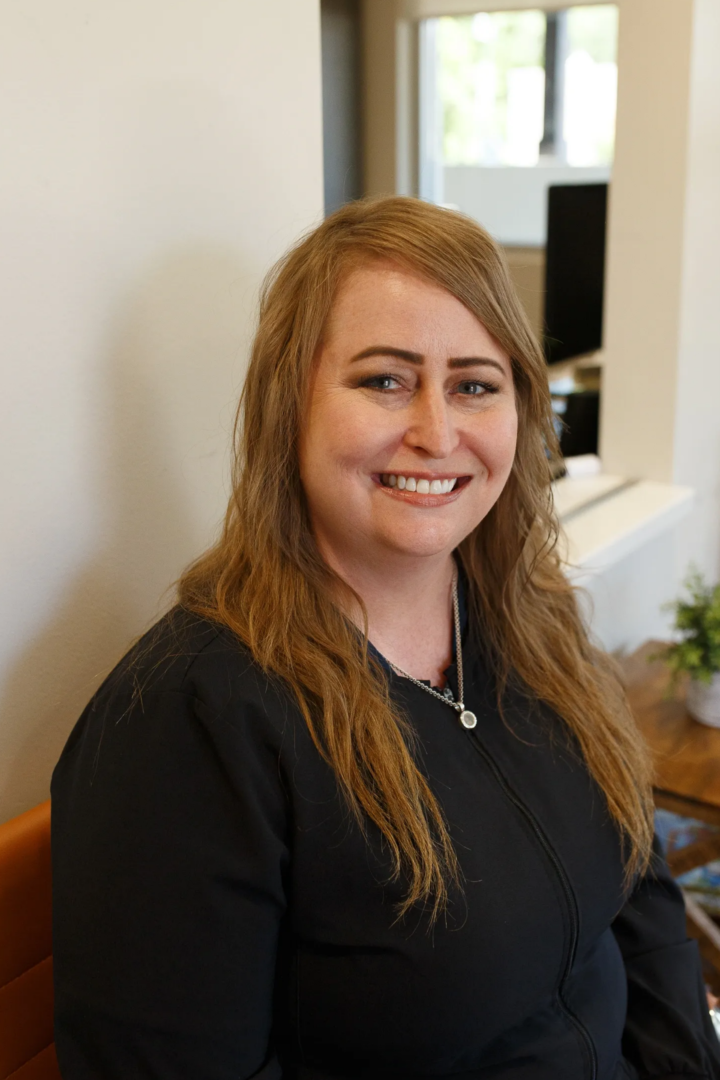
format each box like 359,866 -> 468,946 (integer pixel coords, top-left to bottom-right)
299,262 -> 518,573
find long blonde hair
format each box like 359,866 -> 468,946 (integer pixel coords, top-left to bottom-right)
178,196 -> 654,919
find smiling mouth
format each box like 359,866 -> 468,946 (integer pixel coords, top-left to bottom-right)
377,473 -> 471,495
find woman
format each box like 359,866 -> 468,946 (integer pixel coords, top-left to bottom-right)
51,197 -> 720,1080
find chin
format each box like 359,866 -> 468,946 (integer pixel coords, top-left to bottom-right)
377,526 -> 465,561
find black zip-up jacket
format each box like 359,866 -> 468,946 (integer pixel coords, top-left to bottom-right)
51,608 -> 720,1080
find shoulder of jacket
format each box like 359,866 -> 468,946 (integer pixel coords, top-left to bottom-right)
94,606 -> 295,735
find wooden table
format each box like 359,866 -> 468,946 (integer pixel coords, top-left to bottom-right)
621,641 -> 720,983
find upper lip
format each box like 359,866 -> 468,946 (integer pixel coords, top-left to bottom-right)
377,471 -> 469,479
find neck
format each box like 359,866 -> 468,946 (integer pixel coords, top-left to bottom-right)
320,546 -> 457,685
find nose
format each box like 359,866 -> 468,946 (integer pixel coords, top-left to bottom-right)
403,384 -> 458,459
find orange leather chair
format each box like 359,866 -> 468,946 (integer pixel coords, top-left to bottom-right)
0,800 -> 61,1079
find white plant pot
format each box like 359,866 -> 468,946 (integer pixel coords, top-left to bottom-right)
686,672 -> 720,727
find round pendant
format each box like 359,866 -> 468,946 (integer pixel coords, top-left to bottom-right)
459,710 -> 477,730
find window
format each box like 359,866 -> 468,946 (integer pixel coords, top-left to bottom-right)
564,6 -> 618,166
429,5 -> 618,170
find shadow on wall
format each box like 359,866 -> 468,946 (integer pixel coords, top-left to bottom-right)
0,246 -> 253,821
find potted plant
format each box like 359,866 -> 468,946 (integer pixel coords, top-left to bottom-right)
653,568 -> 720,727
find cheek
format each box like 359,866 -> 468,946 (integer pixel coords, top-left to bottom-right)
472,407 -> 518,476
306,392 -> 395,472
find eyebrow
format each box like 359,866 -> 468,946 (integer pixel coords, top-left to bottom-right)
349,345 -> 507,376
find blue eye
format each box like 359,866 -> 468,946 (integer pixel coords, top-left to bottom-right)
361,375 -> 399,391
457,380 -> 498,396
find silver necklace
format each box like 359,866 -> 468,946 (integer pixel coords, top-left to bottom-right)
389,574 -> 478,730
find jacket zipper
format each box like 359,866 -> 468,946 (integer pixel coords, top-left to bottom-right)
465,731 -> 599,1080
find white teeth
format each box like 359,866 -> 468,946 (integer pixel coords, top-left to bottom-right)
382,474 -> 460,493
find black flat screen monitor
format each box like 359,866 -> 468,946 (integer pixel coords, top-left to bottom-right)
544,182 -> 608,365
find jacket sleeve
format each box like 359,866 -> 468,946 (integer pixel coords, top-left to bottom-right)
51,674 -> 290,1080
612,835 -> 720,1079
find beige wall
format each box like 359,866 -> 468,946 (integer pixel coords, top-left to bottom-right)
503,247 -> 546,340
672,0 -> 720,579
600,0 -> 720,587
600,0 -> 693,483
0,0 -> 324,823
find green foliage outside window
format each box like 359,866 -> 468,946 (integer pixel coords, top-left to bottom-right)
567,5 -> 619,63
436,5 -> 618,168
438,11 -> 545,165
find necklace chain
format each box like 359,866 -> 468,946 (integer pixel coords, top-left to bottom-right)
388,574 -> 478,730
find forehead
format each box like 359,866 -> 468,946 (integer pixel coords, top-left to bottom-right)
322,262 -> 509,369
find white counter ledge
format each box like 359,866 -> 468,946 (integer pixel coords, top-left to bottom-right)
553,474 -> 695,578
